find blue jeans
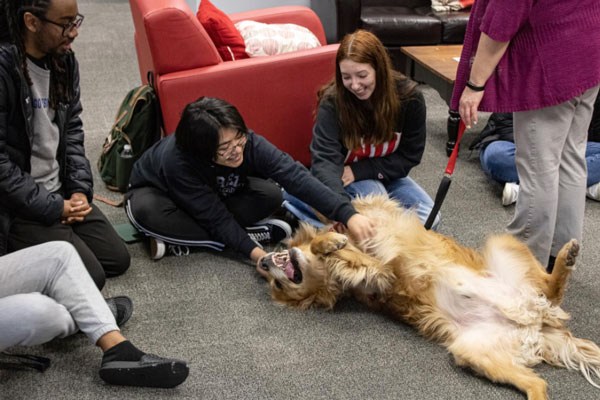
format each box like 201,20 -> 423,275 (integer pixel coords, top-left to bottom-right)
481,140 -> 600,187
283,176 -> 440,230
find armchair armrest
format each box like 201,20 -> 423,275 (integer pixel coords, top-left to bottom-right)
156,44 -> 340,165
130,0 -> 221,83
335,0 -> 362,40
229,6 -> 327,46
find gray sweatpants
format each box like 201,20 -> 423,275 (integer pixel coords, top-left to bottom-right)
508,85 -> 600,265
0,242 -> 119,350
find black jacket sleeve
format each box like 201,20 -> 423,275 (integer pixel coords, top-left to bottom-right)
62,57 -> 93,202
309,100 -> 350,200
0,47 -> 63,225
349,91 -> 427,182
247,133 -> 357,225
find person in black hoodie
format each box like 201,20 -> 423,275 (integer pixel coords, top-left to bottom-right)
0,0 -> 129,290
126,97 -> 374,268
0,1 -> 187,386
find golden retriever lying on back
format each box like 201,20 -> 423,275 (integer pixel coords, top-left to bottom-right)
259,196 -> 600,400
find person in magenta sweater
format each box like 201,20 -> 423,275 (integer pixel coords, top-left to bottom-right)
452,0 -> 600,272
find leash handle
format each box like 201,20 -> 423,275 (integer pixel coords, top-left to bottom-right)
444,119 -> 466,175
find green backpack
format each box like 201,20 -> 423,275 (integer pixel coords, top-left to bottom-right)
98,84 -> 161,192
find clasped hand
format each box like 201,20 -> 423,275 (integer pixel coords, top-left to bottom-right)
62,193 -> 92,224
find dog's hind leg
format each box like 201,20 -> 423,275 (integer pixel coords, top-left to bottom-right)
541,326 -> 600,389
542,239 -> 578,305
451,347 -> 548,400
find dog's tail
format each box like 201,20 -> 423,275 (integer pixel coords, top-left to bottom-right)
541,326 -> 600,388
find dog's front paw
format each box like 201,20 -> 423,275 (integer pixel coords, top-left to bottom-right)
310,232 -> 348,255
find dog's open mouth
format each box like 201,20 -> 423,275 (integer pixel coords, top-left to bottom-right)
262,250 -> 303,284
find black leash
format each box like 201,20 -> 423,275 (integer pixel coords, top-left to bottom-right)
424,119 -> 467,230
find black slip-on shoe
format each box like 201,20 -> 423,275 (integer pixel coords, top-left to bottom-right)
99,354 -> 189,388
105,296 -> 133,327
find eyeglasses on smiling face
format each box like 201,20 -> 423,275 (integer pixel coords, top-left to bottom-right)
36,13 -> 84,37
216,134 -> 248,157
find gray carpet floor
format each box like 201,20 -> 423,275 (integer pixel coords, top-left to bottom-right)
1,1 -> 599,399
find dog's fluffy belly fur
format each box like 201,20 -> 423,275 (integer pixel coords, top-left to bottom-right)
261,195 -> 600,400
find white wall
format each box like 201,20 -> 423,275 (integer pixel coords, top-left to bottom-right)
186,0 -> 310,14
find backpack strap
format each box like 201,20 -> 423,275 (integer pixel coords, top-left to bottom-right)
93,193 -> 124,207
147,71 -> 165,138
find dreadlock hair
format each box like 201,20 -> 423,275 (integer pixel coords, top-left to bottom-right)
2,0 -> 74,108
317,30 -> 417,151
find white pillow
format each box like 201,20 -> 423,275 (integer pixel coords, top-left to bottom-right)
431,0 -> 473,12
234,20 -> 321,57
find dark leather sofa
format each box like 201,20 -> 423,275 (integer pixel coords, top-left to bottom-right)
334,0 -> 470,73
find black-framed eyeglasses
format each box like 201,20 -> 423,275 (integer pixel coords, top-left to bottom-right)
37,13 -> 84,37
216,135 -> 248,157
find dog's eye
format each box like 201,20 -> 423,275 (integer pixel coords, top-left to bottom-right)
275,280 -> 283,289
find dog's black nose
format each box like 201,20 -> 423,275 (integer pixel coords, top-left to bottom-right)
260,257 -> 270,271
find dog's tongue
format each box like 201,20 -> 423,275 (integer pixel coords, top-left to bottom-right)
284,261 -> 295,280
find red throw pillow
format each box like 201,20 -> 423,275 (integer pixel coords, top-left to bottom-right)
196,0 -> 249,61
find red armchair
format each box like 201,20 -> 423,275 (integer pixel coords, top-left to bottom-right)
129,0 -> 339,165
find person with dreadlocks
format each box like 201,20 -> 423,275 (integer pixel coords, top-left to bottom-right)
0,0 -> 129,290
0,0 -> 190,388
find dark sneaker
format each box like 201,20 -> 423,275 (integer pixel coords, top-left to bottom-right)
99,354 -> 189,388
246,218 -> 292,245
149,238 -> 190,260
105,296 -> 133,327
272,206 -> 300,230
546,255 -> 556,274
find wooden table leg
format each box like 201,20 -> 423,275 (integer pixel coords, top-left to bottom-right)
446,109 -> 460,156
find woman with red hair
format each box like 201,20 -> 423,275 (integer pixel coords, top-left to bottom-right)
286,30 -> 440,229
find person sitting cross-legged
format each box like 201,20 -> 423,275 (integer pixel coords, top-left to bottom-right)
125,97 -> 375,265
0,241 -> 189,388
0,0 -> 130,290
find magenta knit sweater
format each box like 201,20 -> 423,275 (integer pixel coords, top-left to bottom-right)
451,0 -> 600,112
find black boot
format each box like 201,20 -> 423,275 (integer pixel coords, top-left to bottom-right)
546,255 -> 556,274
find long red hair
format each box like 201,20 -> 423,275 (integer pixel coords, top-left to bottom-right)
318,30 -> 416,150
